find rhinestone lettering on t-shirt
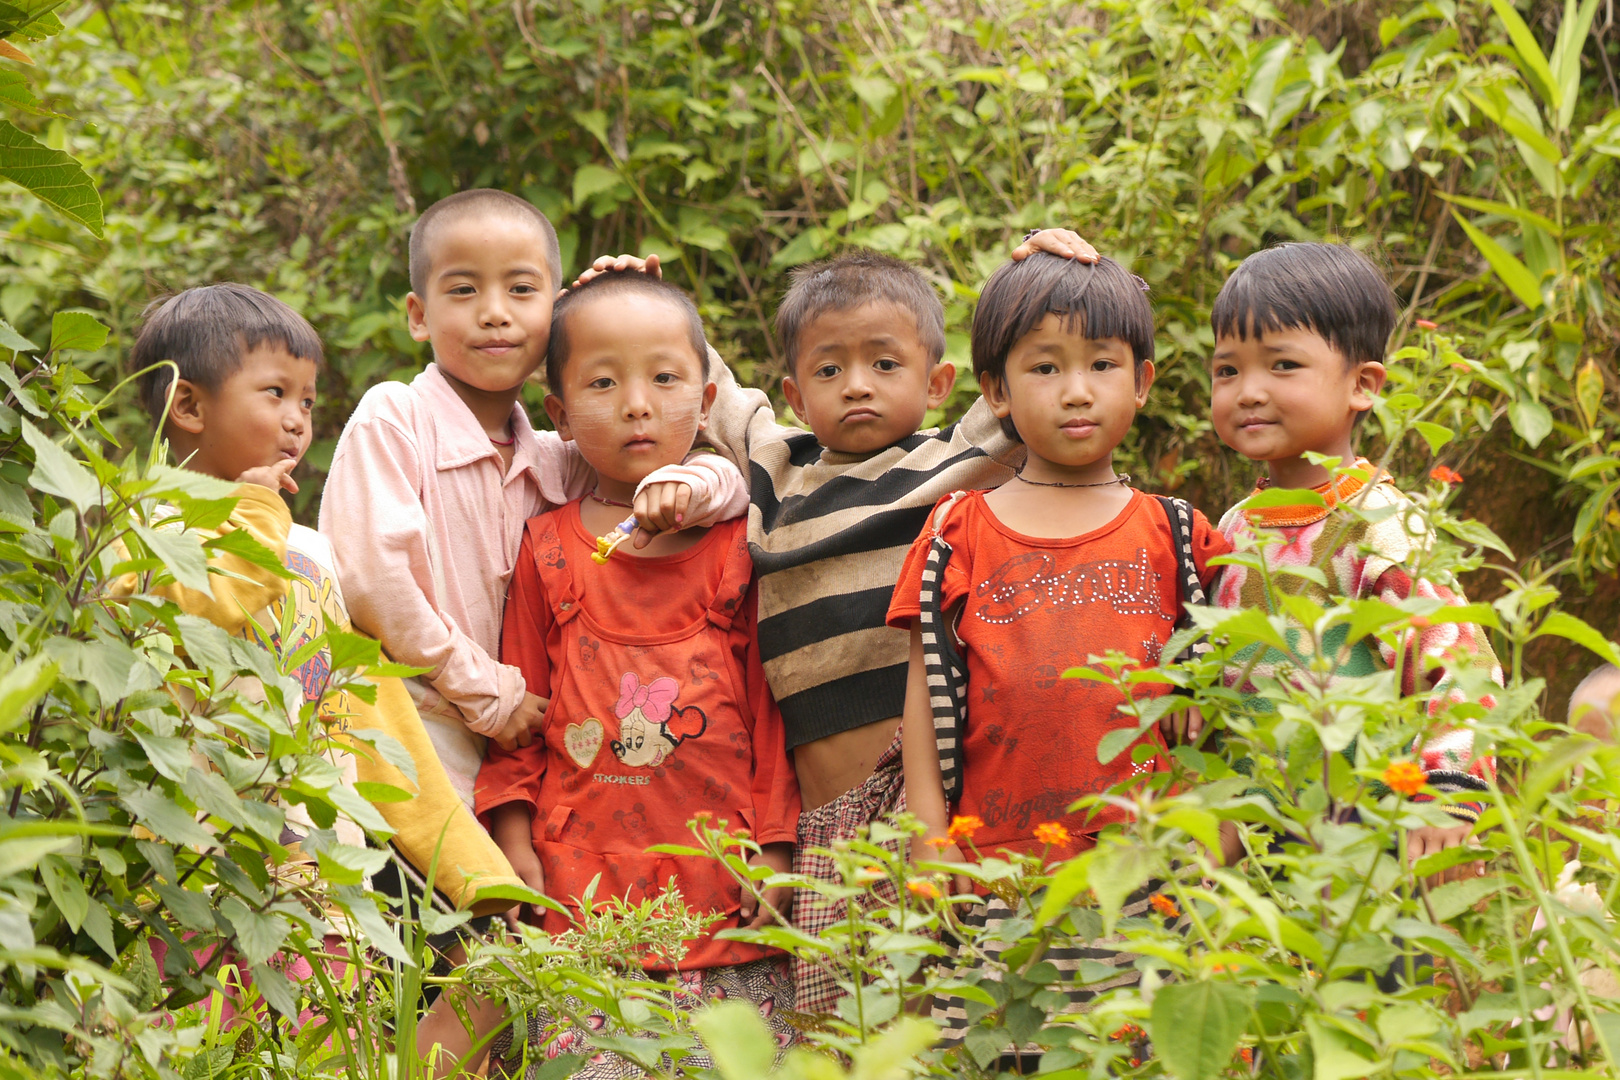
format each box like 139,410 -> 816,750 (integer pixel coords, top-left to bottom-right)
973,547 -> 1165,625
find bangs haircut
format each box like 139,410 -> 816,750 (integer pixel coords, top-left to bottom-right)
971,252 -> 1155,384
408,189 -> 561,296
546,273 -> 709,396
132,283 -> 324,425
1211,242 -> 1395,366
776,249 -> 946,376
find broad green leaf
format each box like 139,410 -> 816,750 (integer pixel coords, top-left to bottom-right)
39,853 -> 87,931
1244,38 -> 1291,123
48,310 -> 108,354
1426,875 -> 1503,921
342,893 -> 413,965
1097,717 -> 1153,764
0,653 -> 55,733
219,896 -> 288,966
1534,611 -> 1620,665
1241,487 -> 1327,511
1151,980 -> 1254,1080
248,962 -> 299,1018
21,417 -> 100,511
1438,192 -> 1560,235
1089,841 -> 1151,929
80,899 -> 117,959
690,1001 -> 777,1080
0,119 -> 103,236
131,522 -> 214,593
121,787 -> 215,848
846,1016 -> 940,1078
0,316 -> 36,352
1487,0 -> 1559,110
1551,0 -> 1601,130
1306,1015 -> 1377,1080
1034,853 -> 1091,927
1507,398 -> 1554,448
848,74 -> 897,114
134,732 -> 194,783
1575,357 -> 1604,427
1455,216 -> 1543,310
154,883 -> 216,932
1412,421 -> 1454,452
572,163 -> 622,205
0,833 -> 71,876
1159,808 -> 1221,853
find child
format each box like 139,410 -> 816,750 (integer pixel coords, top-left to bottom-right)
475,272 -> 800,1075
1569,664 -> 1620,742
1203,242 -> 1500,866
886,252 -> 1229,1041
319,189 -> 746,811
125,284 -> 523,1025
681,237 -> 1089,1014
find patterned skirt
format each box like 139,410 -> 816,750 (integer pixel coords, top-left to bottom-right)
487,956 -> 797,1080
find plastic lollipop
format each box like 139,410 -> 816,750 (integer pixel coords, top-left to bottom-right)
592,515 -> 638,564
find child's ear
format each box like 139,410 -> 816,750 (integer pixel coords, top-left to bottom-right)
697,379 -> 718,431
781,375 -> 809,424
926,361 -> 956,409
1133,360 -> 1157,407
405,292 -> 431,343
1351,361 -> 1387,412
166,378 -> 208,436
543,393 -> 573,441
979,371 -> 1012,419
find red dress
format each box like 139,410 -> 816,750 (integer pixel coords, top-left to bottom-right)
887,490 -> 1227,860
477,502 -> 800,971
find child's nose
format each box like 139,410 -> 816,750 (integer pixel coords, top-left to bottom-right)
842,371 -> 873,398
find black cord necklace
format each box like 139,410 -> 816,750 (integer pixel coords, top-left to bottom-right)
1013,469 -> 1131,489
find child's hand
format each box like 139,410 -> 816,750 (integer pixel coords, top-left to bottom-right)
739,842 -> 793,928
1408,822 -> 1479,887
1217,820 -> 1244,867
1011,228 -> 1098,264
631,480 -> 693,548
492,693 -> 548,752
490,805 -> 546,931
562,252 -> 663,295
1159,703 -> 1206,745
236,459 -> 300,494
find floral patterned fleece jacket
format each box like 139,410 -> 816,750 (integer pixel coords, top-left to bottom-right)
1213,463 -> 1500,823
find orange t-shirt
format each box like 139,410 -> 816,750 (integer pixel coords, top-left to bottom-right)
887,489 -> 1228,859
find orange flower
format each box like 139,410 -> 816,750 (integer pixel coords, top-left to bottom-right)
1383,760 -> 1427,797
924,836 -> 952,850
1409,614 -> 1431,629
854,867 -> 885,885
1149,893 -> 1180,919
906,879 -> 940,900
947,814 -> 984,842
1415,319 -> 1438,330
1110,1023 -> 1144,1042
1430,465 -> 1463,485
1239,1047 -> 1254,1064
1034,821 -> 1071,848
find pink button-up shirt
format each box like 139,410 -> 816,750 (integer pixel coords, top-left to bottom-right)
320,364 -> 745,803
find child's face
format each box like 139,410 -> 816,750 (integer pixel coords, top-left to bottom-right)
543,293 -> 715,493
1210,328 -> 1384,469
1571,679 -> 1620,742
168,344 -> 316,482
781,302 -> 954,455
406,213 -> 554,396
981,314 -> 1151,471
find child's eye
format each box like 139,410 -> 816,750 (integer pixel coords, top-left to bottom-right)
302,397 -> 316,410
510,284 -> 537,296
653,372 -> 678,385
813,364 -> 840,380
267,386 -> 285,398
1092,359 -> 1117,372
1274,360 -> 1300,371
448,285 -> 475,297
1032,362 -> 1059,376
1213,364 -> 1236,379
873,358 -> 900,372
589,377 -> 614,390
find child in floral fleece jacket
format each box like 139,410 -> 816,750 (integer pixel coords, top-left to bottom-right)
1200,243 -> 1499,868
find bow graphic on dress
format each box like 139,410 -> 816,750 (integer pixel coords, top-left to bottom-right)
616,673 -> 679,723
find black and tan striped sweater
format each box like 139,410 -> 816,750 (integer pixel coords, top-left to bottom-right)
704,366 -> 1025,749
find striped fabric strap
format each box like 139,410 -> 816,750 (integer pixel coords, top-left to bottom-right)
920,492 -> 971,805
1155,495 -> 1210,666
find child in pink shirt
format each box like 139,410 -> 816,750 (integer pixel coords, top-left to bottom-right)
320,190 -> 745,812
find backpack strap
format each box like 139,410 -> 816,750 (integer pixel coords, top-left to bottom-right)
529,515 -> 586,627
1154,495 -> 1210,667
704,520 -> 754,632
918,491 -> 972,807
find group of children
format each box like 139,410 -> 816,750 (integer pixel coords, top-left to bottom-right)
124,185 -> 1505,1076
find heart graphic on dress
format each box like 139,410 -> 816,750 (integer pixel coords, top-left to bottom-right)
564,719 -> 603,768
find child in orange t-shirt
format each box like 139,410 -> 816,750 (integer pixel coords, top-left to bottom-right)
887,253 -> 1228,1043
475,272 -> 800,1075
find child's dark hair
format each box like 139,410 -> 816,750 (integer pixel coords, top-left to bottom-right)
972,252 -> 1154,378
776,249 -> 946,375
546,273 -> 709,394
1211,242 -> 1395,366
408,189 -> 561,296
132,284 -> 324,424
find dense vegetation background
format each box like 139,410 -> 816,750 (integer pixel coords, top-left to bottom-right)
5,3 -> 1620,1078
6,0 -> 1618,711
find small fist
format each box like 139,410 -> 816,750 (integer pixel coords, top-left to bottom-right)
632,480 -> 692,548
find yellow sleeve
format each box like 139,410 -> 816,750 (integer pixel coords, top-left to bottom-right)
345,673 -> 524,917
110,483 -> 292,631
